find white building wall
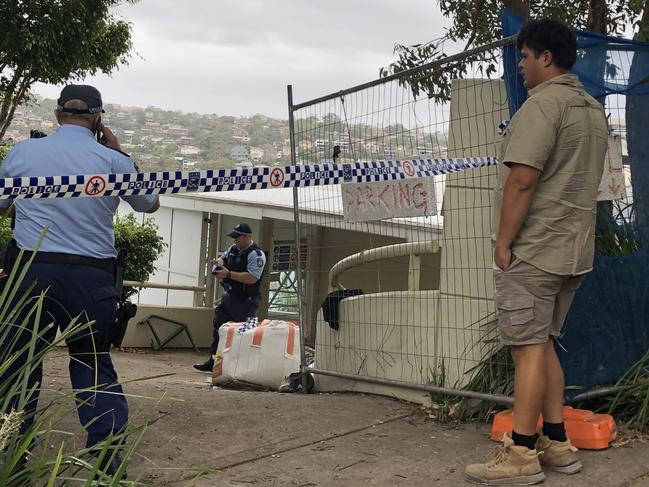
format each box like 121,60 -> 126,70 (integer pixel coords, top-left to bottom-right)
118,202 -> 204,307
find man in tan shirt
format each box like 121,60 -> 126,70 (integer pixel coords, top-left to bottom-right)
465,18 -> 608,485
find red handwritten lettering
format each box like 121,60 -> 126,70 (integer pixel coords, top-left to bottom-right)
344,188 -> 356,208
378,185 -> 391,209
398,182 -> 411,208
365,185 -> 377,208
356,187 -> 366,211
412,183 -> 427,210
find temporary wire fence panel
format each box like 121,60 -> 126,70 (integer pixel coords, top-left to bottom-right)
289,40 -> 513,405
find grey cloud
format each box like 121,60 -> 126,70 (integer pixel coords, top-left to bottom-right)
37,0 -> 448,117
122,0 -> 445,50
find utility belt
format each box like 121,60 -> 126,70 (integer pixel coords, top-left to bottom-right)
1,240 -> 133,349
4,239 -> 115,275
222,285 -> 259,302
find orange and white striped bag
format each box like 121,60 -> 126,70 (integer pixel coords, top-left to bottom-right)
212,319 -> 300,390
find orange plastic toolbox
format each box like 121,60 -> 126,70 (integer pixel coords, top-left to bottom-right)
491,406 -> 617,450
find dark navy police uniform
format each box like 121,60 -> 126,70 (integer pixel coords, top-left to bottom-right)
0,123 -> 158,447
210,242 -> 266,355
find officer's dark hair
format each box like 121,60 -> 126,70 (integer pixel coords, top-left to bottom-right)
516,18 -> 577,70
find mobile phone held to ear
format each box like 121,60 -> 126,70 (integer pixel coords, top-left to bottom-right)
95,118 -> 106,145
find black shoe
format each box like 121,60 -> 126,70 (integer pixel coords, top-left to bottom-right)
193,358 -> 214,372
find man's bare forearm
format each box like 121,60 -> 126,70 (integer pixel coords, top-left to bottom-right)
496,165 -> 540,251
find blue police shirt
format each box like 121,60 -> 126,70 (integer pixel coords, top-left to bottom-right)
0,124 -> 158,259
222,244 -> 266,280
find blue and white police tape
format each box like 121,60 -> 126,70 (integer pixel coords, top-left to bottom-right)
238,316 -> 259,334
0,156 -> 498,200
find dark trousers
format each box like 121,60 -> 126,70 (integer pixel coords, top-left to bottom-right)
0,262 -> 128,447
210,293 -> 260,355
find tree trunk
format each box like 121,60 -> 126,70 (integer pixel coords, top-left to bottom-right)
0,79 -> 30,141
584,0 -> 611,233
636,0 -> 649,40
627,0 -> 649,244
0,70 -> 33,141
587,0 -> 607,33
0,69 -> 23,141
502,0 -> 525,17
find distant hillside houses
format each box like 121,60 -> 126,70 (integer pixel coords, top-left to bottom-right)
168,124 -> 189,137
230,145 -> 249,163
3,97 -> 462,172
314,139 -> 330,149
180,145 -> 202,156
249,147 -> 264,163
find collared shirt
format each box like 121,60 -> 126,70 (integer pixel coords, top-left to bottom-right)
493,73 -> 608,275
222,243 -> 266,279
0,124 -> 158,259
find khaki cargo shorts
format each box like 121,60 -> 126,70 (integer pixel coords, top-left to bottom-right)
493,257 -> 586,346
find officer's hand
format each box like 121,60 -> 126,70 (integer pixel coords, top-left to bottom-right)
99,124 -> 122,151
210,258 -> 224,275
215,266 -> 229,280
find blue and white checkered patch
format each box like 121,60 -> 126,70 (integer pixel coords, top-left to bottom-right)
238,316 -> 259,334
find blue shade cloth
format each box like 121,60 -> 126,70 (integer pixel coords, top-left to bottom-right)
559,251 -> 649,397
501,10 -> 527,118
501,9 -> 649,117
501,10 -> 649,396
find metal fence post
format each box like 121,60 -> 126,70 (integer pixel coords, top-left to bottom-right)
287,84 -> 310,393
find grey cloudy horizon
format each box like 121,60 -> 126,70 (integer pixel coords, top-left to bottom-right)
34,0 -> 449,119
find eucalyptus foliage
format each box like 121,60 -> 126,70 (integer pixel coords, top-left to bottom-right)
114,213 -> 167,298
380,1 -> 647,100
0,0 -> 138,140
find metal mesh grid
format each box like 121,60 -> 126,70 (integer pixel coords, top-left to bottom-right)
288,36 -> 636,405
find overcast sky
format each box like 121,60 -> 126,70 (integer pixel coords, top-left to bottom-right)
34,1 -> 449,119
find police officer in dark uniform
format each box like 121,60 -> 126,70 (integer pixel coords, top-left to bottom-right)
0,85 -> 159,475
194,223 -> 266,371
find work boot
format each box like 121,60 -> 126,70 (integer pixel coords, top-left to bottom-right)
193,358 -> 214,372
535,433 -> 582,474
465,433 -> 545,485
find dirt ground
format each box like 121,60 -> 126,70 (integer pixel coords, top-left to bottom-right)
39,349 -> 649,487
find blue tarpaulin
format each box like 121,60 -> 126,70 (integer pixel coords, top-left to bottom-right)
501,11 -> 649,396
502,10 -> 649,116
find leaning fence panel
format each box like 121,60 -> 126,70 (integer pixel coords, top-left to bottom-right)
288,35 -> 641,409
288,39 -> 512,407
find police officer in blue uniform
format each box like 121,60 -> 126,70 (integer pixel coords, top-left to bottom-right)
0,85 -> 159,474
194,223 -> 266,371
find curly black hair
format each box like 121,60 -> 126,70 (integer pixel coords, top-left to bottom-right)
516,18 -> 577,70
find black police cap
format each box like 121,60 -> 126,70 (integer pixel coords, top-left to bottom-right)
57,84 -> 104,114
227,223 -> 253,238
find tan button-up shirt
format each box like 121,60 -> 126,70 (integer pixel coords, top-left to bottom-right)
493,73 -> 608,275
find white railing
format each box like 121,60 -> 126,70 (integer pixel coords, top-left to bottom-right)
328,240 -> 441,292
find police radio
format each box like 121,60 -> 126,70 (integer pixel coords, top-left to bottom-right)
111,249 -> 137,348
